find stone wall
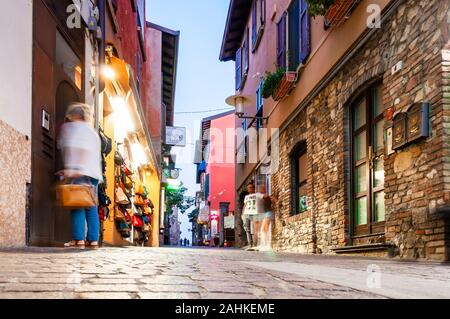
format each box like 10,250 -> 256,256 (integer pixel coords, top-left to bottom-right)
271,0 -> 450,261
0,120 -> 31,247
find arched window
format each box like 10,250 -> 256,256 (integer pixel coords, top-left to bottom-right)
290,141 -> 307,215
351,83 -> 385,236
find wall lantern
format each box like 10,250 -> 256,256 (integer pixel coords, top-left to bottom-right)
225,94 -> 268,122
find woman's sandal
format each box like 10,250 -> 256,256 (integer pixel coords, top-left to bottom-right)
86,241 -> 99,249
64,240 -> 85,249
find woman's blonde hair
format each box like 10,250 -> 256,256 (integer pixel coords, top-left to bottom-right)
65,102 -> 93,122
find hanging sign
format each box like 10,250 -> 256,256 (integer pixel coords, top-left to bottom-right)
224,216 -> 235,229
166,127 -> 187,147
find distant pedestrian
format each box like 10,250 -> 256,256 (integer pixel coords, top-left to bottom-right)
180,239 -> 183,246
242,183 -> 257,250
184,238 -> 188,246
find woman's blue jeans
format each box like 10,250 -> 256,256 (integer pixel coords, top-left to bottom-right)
71,177 -> 99,242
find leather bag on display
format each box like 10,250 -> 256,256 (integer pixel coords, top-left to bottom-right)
115,187 -> 130,205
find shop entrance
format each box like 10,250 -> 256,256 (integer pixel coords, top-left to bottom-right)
30,0 -> 85,246
53,81 -> 80,243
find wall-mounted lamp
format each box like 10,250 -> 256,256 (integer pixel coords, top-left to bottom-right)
225,94 -> 268,122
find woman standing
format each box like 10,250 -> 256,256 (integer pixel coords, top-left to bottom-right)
58,103 -> 102,249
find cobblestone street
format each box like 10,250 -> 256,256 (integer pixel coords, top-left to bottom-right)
0,247 -> 449,299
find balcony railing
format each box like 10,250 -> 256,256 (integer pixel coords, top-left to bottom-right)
324,0 -> 360,28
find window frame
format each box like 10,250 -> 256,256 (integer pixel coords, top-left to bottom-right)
256,80 -> 264,130
251,0 -> 266,52
290,142 -> 307,216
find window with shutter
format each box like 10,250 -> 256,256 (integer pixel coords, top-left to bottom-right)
300,0 -> 311,63
243,28 -> 249,75
256,80 -> 264,130
251,0 -> 257,49
235,47 -> 242,91
288,0 -> 311,70
259,0 -> 265,25
288,0 -> 300,71
252,0 -> 265,52
277,13 -> 286,69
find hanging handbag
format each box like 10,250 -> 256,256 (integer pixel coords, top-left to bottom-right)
99,128 -> 112,156
135,206 -> 144,216
124,174 -> 133,189
114,206 -> 126,222
114,151 -> 124,165
135,180 -> 144,195
143,224 -> 151,233
143,186 -> 149,198
56,179 -> 98,209
132,215 -> 144,228
115,187 -> 130,205
143,206 -> 152,215
134,195 -> 144,206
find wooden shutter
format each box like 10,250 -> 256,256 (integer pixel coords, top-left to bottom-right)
288,0 -> 300,70
300,0 -> 311,63
260,0 -> 265,25
252,0 -> 257,48
235,47 -> 242,91
243,29 -> 249,74
277,13 -> 286,69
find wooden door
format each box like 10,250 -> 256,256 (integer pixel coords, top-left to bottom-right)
53,81 -> 80,243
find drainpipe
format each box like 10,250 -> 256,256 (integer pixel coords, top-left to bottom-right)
98,0 -> 106,93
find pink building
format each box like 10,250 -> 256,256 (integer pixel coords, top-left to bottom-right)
196,111 -> 236,246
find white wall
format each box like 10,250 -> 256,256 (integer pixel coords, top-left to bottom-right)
0,0 -> 33,137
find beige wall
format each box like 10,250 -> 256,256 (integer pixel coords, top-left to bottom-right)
0,0 -> 33,247
0,0 -> 33,136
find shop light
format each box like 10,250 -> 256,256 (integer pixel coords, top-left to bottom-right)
131,142 -> 148,166
167,178 -> 181,190
111,97 -> 135,141
101,64 -> 116,80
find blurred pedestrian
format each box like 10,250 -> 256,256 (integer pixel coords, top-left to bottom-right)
256,184 -> 274,252
242,182 -> 257,250
58,103 -> 102,249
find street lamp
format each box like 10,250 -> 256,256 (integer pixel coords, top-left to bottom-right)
225,93 -> 268,122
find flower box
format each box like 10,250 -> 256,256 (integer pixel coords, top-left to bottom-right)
324,0 -> 360,27
273,71 -> 297,101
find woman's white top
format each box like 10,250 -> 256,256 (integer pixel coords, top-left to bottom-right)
59,121 -> 103,182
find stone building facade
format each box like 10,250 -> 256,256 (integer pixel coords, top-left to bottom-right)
271,0 -> 450,261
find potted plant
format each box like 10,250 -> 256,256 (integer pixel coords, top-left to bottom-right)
262,67 -> 298,101
306,0 -> 360,27
306,0 -> 335,17
272,70 -> 297,101
262,68 -> 285,99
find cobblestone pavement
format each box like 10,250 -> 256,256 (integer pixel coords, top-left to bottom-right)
0,247 -> 448,299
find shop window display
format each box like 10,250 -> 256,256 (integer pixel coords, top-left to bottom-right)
113,139 -> 154,246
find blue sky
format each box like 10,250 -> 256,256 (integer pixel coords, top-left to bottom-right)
146,0 -> 235,241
